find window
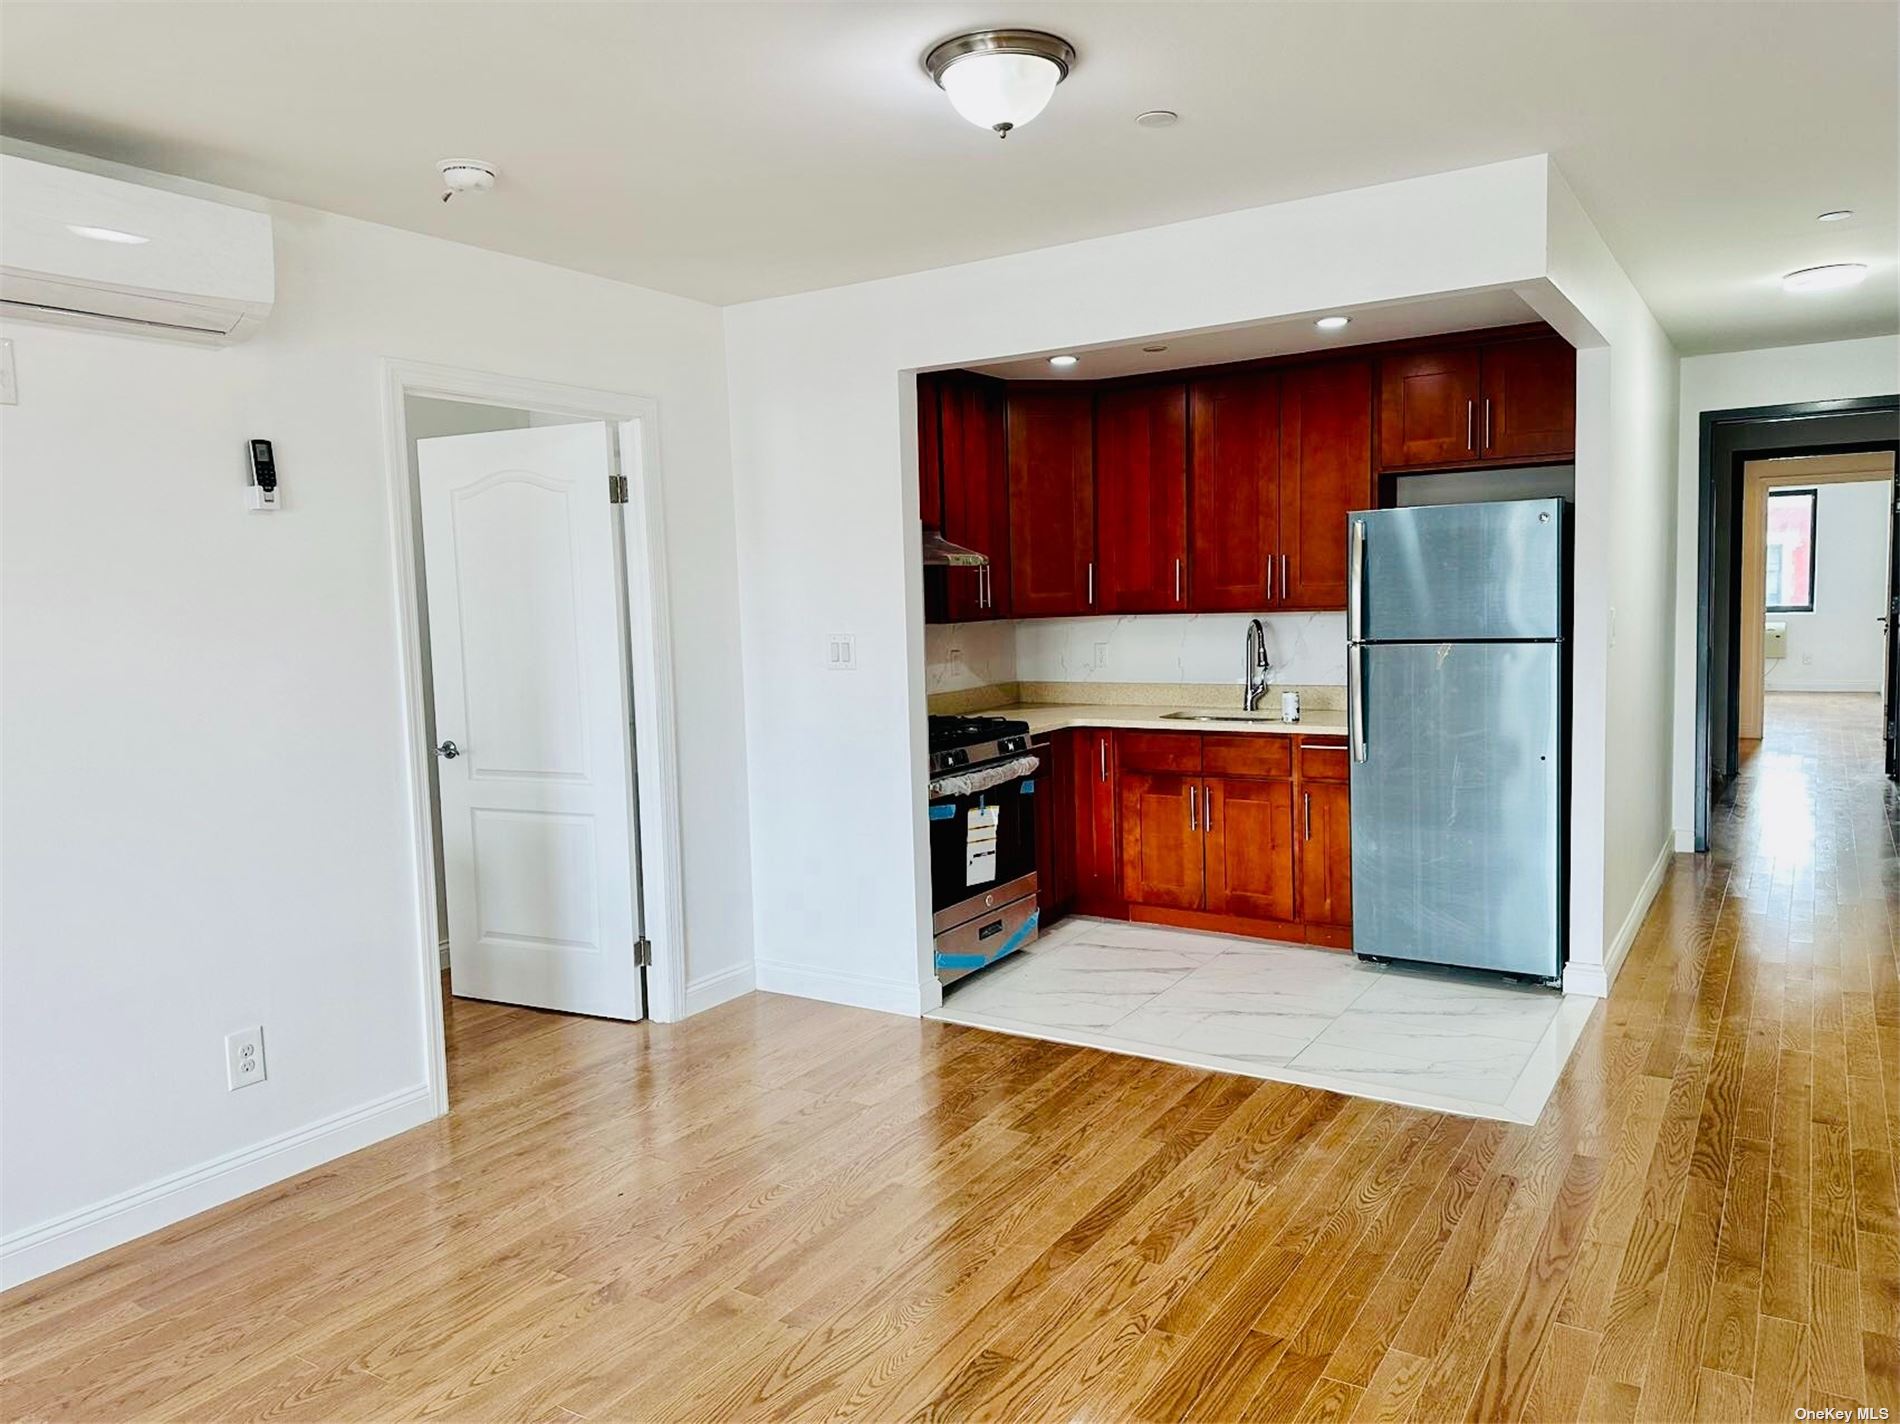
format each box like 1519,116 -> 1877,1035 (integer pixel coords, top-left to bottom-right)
1765,488 -> 1818,613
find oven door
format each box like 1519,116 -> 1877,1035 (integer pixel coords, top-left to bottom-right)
928,763 -> 1038,919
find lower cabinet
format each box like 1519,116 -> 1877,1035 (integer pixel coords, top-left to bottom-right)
1204,777 -> 1297,925
1070,727 -> 1123,917
1030,732 -> 1075,923
1118,772 -> 1204,912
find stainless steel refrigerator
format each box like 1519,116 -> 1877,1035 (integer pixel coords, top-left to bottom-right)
1346,498 -> 1566,981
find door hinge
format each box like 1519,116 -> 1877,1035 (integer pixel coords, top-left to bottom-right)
609,473 -> 629,504
634,936 -> 652,968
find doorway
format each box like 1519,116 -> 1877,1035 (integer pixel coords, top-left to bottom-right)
384,363 -> 688,1116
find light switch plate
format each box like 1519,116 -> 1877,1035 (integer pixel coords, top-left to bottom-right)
825,633 -> 857,671
0,339 -> 16,405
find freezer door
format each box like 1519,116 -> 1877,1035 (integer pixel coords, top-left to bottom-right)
1349,640 -> 1561,978
1350,498 -> 1564,642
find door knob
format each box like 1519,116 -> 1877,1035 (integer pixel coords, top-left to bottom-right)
436,740 -> 461,759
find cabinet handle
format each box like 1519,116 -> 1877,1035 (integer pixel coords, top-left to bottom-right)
1483,398 -> 1492,451
1466,399 -> 1475,451
1188,783 -> 1198,831
1303,791 -> 1312,841
1087,561 -> 1094,607
1099,736 -> 1108,782
1280,553 -> 1288,601
1204,783 -> 1213,835
1174,557 -> 1182,603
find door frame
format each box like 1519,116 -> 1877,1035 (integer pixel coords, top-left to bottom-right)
381,360 -> 688,1116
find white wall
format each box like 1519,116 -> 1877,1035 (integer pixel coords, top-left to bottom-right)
723,156 -> 1663,1019
1535,168 -> 1682,996
0,173 -> 752,1283
1671,336 -> 1900,837
1764,480 -> 1890,692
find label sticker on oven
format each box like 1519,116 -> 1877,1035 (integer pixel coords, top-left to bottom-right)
966,804 -> 999,886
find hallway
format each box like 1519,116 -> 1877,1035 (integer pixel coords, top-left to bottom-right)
3,704 -> 1896,1421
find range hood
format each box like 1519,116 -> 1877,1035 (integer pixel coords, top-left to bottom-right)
922,528 -> 989,568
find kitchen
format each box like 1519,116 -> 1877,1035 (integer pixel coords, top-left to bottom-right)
918,306 -> 1596,1121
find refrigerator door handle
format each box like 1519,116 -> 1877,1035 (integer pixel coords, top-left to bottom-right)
1349,644 -> 1368,764
1348,518 -> 1367,645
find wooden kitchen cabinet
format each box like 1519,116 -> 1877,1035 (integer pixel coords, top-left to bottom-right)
936,374 -> 1011,621
1297,780 -> 1353,945
1071,727 -> 1122,915
1378,346 -> 1481,469
1279,360 -> 1373,610
1094,383 -> 1188,612
1006,389 -> 1094,617
1119,771 -> 1204,911
1479,335 -> 1576,461
1189,370 -> 1281,612
917,372 -> 944,532
1031,732 -> 1076,925
1377,333 -> 1575,471
1203,776 -> 1297,925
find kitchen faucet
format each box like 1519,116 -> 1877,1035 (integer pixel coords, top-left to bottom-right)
1243,618 -> 1271,710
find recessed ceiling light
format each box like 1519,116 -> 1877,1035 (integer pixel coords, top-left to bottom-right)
1782,263 -> 1870,293
924,30 -> 1075,139
1135,110 -> 1179,129
1141,344 -> 1169,353
67,224 -> 149,244
1048,354 -> 1079,368
1817,209 -> 1854,222
1315,315 -> 1350,331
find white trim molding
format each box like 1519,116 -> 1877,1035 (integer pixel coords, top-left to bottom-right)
1564,834 -> 1675,998
754,960 -> 921,1017
0,1085 -> 434,1288
684,963 -> 756,1016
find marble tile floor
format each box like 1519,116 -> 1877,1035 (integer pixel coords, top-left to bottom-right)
928,916 -> 1598,1123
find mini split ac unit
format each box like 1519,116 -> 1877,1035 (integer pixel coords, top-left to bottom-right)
0,154 -> 274,345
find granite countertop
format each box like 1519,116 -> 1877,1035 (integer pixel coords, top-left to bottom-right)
998,703 -> 1349,739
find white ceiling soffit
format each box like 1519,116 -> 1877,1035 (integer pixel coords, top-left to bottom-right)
0,2 -> 1893,354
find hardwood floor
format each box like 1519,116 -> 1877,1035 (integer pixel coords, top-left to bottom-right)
4,691 -> 1896,1422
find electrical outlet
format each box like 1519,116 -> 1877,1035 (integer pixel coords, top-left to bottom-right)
225,1027 -> 266,1090
1092,642 -> 1109,670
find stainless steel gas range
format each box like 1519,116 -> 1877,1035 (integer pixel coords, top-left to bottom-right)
927,714 -> 1041,984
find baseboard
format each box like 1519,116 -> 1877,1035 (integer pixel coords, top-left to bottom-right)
0,1083 -> 436,1289
753,959 -> 921,1017
683,962 -> 754,1016
1764,681 -> 1882,694
1563,834 -> 1673,999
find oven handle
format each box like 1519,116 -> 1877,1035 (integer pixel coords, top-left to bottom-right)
927,753 -> 1042,801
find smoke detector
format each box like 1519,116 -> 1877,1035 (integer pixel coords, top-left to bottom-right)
437,160 -> 496,203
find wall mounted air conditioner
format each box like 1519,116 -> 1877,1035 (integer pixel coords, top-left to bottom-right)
0,154 -> 273,344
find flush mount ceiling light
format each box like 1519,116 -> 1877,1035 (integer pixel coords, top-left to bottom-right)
1817,209 -> 1854,222
923,29 -> 1076,138
67,224 -> 149,244
1134,110 -> 1178,129
1141,344 -> 1169,353
437,159 -> 497,203
1782,262 -> 1869,293
1315,315 -> 1351,331
1048,354 -> 1079,368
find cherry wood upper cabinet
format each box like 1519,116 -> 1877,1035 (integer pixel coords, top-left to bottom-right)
1095,383 -> 1188,613
1189,371 -> 1280,612
916,373 -> 944,532
1007,390 -> 1094,617
1378,347 -> 1481,469
1480,335 -> 1576,461
1119,772 -> 1204,911
1279,360 -> 1373,610
938,375 -> 1011,621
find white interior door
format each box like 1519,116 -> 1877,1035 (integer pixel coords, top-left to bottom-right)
419,422 -> 644,1020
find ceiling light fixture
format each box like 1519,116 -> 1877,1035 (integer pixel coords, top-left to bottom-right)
1315,315 -> 1351,331
1048,354 -> 1079,368
1781,263 -> 1870,293
437,159 -> 497,203
1141,344 -> 1169,353
1135,110 -> 1179,129
1816,210 -> 1854,222
67,224 -> 149,244
923,29 -> 1076,139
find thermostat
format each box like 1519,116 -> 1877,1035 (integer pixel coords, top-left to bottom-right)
246,438 -> 280,511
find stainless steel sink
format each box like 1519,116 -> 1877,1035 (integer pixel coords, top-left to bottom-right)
1160,709 -> 1288,723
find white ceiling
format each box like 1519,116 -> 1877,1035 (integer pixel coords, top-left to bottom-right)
2,2 -> 1894,354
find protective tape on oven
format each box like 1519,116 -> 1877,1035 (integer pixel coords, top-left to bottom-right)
928,804 -> 955,820
927,754 -> 1040,800
935,909 -> 1040,972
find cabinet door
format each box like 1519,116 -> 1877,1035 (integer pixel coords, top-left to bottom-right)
1297,780 -> 1353,930
938,375 -> 1011,621
1095,383 -> 1188,612
1280,360 -> 1372,610
1072,728 -> 1122,913
1189,371 -> 1280,611
1378,347 -> 1480,469
1119,772 -> 1203,911
1480,336 -> 1575,461
917,372 -> 944,531
1007,389 -> 1094,617
1203,777 -> 1296,923
1031,733 -> 1075,924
